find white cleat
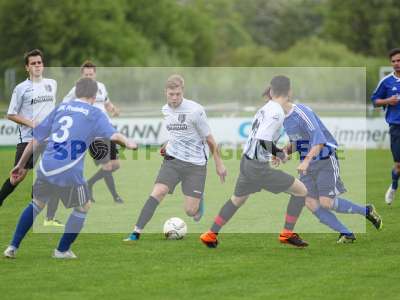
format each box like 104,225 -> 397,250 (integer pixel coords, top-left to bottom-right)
385,185 -> 396,205
4,246 -> 17,259
52,249 -> 77,259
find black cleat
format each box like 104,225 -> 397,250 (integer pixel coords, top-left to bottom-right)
366,204 -> 383,230
279,232 -> 309,248
337,233 -> 356,244
114,196 -> 124,204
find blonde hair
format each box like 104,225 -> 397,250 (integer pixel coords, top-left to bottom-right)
166,74 -> 184,89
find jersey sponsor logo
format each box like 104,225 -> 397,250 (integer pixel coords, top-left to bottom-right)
30,95 -> 54,105
166,123 -> 188,131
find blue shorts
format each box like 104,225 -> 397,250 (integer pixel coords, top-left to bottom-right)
33,179 -> 90,209
390,124 -> 400,163
300,155 -> 346,199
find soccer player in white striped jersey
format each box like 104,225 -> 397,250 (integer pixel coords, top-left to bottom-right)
0,49 -> 62,226
63,61 -> 123,204
124,74 -> 227,242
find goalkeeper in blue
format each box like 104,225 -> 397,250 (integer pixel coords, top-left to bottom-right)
275,76 -> 382,243
3,78 -> 137,259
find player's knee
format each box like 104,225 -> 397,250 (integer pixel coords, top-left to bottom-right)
150,184 -> 169,201
111,161 -> 120,171
305,197 -> 319,212
289,180 -> 307,197
33,198 -> 46,209
77,202 -> 91,213
185,206 -> 198,217
231,195 -> 247,207
319,197 -> 333,209
395,163 -> 400,173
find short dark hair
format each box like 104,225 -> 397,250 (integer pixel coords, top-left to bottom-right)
80,60 -> 96,72
389,48 -> 400,59
75,78 -> 98,99
24,49 -> 44,66
270,75 -> 290,97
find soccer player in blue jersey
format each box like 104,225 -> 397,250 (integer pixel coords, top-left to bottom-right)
275,76 -> 382,243
3,78 -> 137,259
371,48 -> 400,205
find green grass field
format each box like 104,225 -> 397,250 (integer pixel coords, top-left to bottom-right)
0,147 -> 399,300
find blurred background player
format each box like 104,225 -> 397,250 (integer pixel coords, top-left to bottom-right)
275,76 -> 382,243
3,78 -> 137,259
371,48 -> 400,205
124,74 -> 227,242
63,61 -> 124,204
200,77 -> 309,249
0,49 -> 63,227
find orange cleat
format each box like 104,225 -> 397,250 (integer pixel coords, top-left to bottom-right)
279,231 -> 309,248
200,231 -> 219,248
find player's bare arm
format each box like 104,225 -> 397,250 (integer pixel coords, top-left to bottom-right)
206,134 -> 227,183
7,114 -> 35,128
110,132 -> 137,150
374,95 -> 399,107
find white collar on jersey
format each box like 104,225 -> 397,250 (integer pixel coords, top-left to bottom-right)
392,72 -> 400,81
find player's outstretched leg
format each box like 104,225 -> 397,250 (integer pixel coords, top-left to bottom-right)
44,198 -> 64,227
4,200 -> 44,258
54,209 -> 88,259
103,170 -> 123,204
279,195 -> 309,248
0,178 -> 18,207
200,197 -> 243,248
124,195 -> 161,243
385,168 -> 399,205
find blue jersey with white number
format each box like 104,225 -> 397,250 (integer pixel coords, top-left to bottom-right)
284,104 -> 338,162
34,99 -> 116,186
371,72 -> 400,125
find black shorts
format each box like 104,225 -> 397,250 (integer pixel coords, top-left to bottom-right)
390,124 -> 400,163
233,156 -> 295,197
89,138 -> 119,165
14,142 -> 46,169
33,178 -> 90,209
155,156 -> 207,198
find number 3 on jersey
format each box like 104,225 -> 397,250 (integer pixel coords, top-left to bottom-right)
52,116 -> 73,143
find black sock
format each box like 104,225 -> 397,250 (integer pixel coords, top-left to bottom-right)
0,178 -> 17,206
104,171 -> 119,199
136,196 -> 160,231
210,199 -> 239,233
283,195 -> 305,232
87,169 -> 108,187
46,198 -> 60,220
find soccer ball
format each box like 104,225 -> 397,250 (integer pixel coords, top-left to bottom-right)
163,217 -> 187,240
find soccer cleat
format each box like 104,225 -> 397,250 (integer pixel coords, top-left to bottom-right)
385,185 -> 395,205
279,232 -> 309,248
43,219 -> 65,227
114,196 -> 124,204
366,204 -> 383,230
3,246 -> 17,259
123,232 -> 140,243
200,231 -> 218,248
193,195 -> 204,222
337,233 -> 356,244
52,249 -> 77,259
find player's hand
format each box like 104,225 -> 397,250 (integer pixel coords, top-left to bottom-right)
160,143 -> 167,157
297,160 -> 310,175
126,140 -> 138,150
10,165 -> 26,183
387,95 -> 400,106
216,163 -> 227,183
271,156 -> 281,167
111,106 -> 120,117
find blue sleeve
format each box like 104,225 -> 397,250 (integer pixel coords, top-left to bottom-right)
298,108 -> 327,146
33,108 -> 57,143
371,79 -> 387,103
93,111 -> 117,139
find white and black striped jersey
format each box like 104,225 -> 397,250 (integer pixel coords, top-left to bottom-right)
243,100 -> 285,162
7,78 -> 57,143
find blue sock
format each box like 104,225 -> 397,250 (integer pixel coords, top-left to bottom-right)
313,207 -> 352,234
333,197 -> 367,216
11,201 -> 43,248
392,169 -> 399,190
57,210 -> 87,252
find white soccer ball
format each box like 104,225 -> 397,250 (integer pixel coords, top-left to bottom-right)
163,217 -> 187,240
